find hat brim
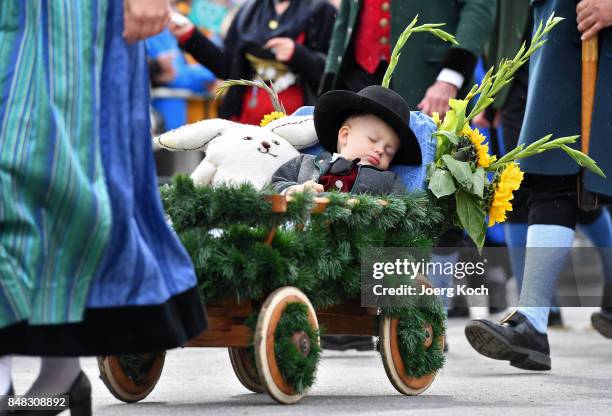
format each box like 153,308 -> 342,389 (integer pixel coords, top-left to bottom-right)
313,90 -> 422,166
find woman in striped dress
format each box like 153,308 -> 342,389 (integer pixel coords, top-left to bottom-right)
0,0 -> 207,407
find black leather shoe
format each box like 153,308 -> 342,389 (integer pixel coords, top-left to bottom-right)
591,309 -> 612,339
593,283 -> 612,339
1,384 -> 15,416
465,311 -> 551,371
547,309 -> 564,328
8,371 -> 91,416
321,335 -> 374,351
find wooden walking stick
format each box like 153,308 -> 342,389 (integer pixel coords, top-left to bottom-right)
577,36 -> 599,210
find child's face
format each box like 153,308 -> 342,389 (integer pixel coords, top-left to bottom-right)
337,114 -> 400,170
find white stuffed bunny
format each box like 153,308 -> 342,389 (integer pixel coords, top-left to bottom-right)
155,115 -> 318,190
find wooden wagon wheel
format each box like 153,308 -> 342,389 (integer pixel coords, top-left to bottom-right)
228,347 -> 266,393
379,315 -> 444,396
254,286 -> 319,404
379,273 -> 444,395
97,352 -> 166,403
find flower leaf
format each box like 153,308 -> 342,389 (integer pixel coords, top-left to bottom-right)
449,99 -> 468,133
428,168 -> 457,198
442,155 -> 473,189
559,144 -> 606,177
455,190 -> 486,249
471,167 -> 485,198
433,130 -> 460,145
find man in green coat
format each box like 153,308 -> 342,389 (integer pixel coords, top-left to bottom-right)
319,0 -> 496,118
465,0 -> 612,372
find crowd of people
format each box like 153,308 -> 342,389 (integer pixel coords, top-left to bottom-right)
1,0 -> 612,414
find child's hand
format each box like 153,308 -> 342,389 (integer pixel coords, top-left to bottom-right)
285,181 -> 324,196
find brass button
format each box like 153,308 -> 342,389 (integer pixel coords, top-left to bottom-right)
379,36 -> 388,45
381,2 -> 390,12
379,18 -> 388,28
268,19 -> 279,30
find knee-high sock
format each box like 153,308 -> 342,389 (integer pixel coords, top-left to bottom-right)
428,251 -> 459,311
578,209 -> 612,284
26,357 -> 80,397
517,224 -> 575,334
504,222 -> 528,291
0,355 -> 11,395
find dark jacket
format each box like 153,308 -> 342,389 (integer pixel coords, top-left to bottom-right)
272,152 -> 407,195
319,0 -> 496,106
180,0 -> 337,119
519,0 -> 612,196
484,0 -> 531,110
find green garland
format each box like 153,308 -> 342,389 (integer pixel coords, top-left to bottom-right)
274,303 -> 321,393
160,176 -> 450,380
381,284 -> 446,378
160,175 -> 448,308
117,353 -> 158,386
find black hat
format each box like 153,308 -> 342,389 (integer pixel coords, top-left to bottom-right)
313,85 -> 421,165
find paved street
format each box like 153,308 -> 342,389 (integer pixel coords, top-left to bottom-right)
11,307 -> 612,415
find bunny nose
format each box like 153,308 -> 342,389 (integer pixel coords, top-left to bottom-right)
261,141 -> 271,149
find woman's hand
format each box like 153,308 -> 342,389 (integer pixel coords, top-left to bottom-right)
285,180 -> 324,196
265,37 -> 296,62
577,0 -> 612,40
123,0 -> 171,44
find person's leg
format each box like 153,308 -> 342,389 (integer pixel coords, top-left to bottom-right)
428,250 -> 458,312
26,357 -> 81,396
578,207 -> 612,338
465,174 -> 578,370
504,222 -> 528,290
0,355 -> 12,395
516,224 -> 574,333
577,208 -> 612,283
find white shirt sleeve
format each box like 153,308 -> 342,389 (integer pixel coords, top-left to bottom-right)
436,68 -> 464,90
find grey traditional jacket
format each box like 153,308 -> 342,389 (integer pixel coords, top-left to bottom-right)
271,152 -> 407,195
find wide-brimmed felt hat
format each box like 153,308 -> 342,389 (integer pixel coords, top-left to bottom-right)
313,85 -> 421,166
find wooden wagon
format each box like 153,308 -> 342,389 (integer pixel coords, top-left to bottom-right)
96,193 -> 445,405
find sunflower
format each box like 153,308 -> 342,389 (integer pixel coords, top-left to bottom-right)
488,162 -> 524,227
260,111 -> 286,127
460,126 -> 496,168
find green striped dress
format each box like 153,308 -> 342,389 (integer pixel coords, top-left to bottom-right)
0,0 -> 207,355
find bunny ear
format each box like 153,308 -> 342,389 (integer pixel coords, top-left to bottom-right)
154,118 -> 237,151
265,115 -> 319,150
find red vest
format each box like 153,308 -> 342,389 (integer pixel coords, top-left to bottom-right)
354,0 -> 391,74
319,162 -> 359,192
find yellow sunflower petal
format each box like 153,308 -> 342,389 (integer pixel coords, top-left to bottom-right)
260,111 -> 286,127
487,162 -> 524,227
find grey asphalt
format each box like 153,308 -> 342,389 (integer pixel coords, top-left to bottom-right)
10,307 -> 612,415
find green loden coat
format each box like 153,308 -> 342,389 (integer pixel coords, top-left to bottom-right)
518,0 -> 612,197
320,0 -> 496,107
